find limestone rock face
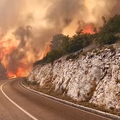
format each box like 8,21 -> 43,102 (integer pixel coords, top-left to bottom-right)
28,44 -> 120,110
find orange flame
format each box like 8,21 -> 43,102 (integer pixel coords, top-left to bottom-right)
43,43 -> 50,57
0,24 -> 96,79
7,66 -> 27,78
76,23 -> 95,35
0,33 -> 29,78
0,32 -> 46,78
83,24 -> 95,34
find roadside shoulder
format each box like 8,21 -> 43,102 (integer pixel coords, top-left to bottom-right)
20,80 -> 120,120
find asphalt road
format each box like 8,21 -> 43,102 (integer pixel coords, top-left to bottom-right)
0,79 -> 114,120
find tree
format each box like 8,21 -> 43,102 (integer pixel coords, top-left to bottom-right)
96,14 -> 120,45
67,33 -> 92,53
101,14 -> 120,34
50,34 -> 70,52
102,16 -> 107,25
34,14 -> 120,65
97,33 -> 118,45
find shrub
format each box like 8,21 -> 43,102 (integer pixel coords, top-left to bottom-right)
66,53 -> 80,60
96,14 -> 120,45
101,14 -> 120,34
97,33 -> 118,45
34,14 -> 120,66
107,46 -> 116,52
34,50 -> 64,66
50,34 -> 70,51
44,50 -> 64,63
116,79 -> 120,84
67,33 -> 93,53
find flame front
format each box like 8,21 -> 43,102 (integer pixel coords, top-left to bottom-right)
0,31 -> 44,78
0,0 -> 119,78
83,25 -> 95,34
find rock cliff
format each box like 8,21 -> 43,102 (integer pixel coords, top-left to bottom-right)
28,44 -> 120,111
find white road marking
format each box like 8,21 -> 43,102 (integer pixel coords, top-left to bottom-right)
0,81 -> 38,120
19,81 -> 114,120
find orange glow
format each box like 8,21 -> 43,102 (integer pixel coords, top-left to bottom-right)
43,43 -> 50,57
76,23 -> 96,35
8,74 -> 17,79
0,32 -> 29,78
0,23 -> 95,79
0,31 -> 44,78
7,66 -> 27,78
83,24 -> 95,34
0,46 -> 16,60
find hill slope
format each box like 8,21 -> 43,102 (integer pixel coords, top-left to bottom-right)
27,43 -> 120,113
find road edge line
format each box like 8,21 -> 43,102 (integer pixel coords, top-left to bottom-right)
20,81 -> 120,120
0,81 -> 38,120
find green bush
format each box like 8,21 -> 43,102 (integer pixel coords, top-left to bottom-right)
67,33 -> 92,53
96,14 -> 120,45
66,53 -> 80,60
97,33 -> 119,45
34,14 -> 120,66
101,14 -> 120,34
116,79 -> 120,84
44,50 -> 64,63
34,50 -> 64,66
50,34 -> 70,51
107,46 -> 116,52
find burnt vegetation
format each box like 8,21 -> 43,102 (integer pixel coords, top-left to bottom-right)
34,14 -> 120,66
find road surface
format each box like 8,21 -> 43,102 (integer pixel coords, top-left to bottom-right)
0,79 -> 114,120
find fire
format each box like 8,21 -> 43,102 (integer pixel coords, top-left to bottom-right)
0,23 -> 96,79
76,23 -> 95,35
0,18 -> 97,80
0,31 -> 30,78
43,43 -> 50,57
7,66 -> 27,78
83,24 -> 95,34
0,28 -> 45,78
8,74 -> 17,79
64,21 -> 96,36
0,0 -> 117,79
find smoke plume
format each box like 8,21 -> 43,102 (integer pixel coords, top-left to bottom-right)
0,0 -> 119,77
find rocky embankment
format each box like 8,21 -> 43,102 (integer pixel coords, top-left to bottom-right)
28,44 -> 120,111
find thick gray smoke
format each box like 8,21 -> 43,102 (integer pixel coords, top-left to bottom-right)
0,0 -> 119,76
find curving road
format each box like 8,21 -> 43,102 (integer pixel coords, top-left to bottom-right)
0,79 -> 114,120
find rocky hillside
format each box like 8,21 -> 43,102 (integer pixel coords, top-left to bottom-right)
28,44 -> 120,111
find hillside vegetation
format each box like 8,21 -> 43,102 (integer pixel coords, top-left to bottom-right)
34,14 -> 120,66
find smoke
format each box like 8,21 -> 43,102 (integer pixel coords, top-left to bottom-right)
0,0 -> 119,77
83,0 -> 118,26
0,0 -> 24,33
